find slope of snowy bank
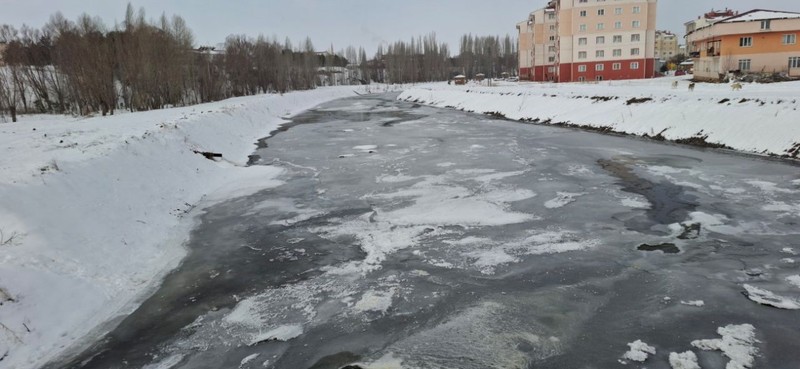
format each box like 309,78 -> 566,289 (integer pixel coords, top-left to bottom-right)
0,86 -> 363,368
398,78 -> 800,158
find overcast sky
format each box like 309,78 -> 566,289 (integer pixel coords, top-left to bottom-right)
1,0 -> 797,54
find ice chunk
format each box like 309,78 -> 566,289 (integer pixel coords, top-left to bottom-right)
743,284 -> 800,310
787,275 -> 800,289
354,289 -> 396,314
239,353 -> 259,368
680,300 -> 705,307
692,324 -> 758,369
544,192 -> 585,209
248,325 -> 303,345
621,339 -> 656,362
669,351 -> 700,369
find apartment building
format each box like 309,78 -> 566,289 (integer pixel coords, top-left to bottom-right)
687,9 -> 800,81
654,30 -> 679,59
517,0 -> 658,82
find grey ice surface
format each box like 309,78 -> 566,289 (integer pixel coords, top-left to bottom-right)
57,94 -> 800,369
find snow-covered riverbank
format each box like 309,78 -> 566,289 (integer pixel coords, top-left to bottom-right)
398,77 -> 800,159
0,86 -> 367,368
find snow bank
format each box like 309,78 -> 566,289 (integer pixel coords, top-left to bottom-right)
692,324 -> 758,369
398,78 -> 800,158
0,86 -> 359,368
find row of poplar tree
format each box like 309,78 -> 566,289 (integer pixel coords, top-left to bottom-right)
0,5 -> 517,122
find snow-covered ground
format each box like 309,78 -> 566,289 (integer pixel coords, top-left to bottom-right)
0,86 -> 374,368
399,77 -> 800,158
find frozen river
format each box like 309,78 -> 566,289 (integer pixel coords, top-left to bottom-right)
57,94 -> 800,369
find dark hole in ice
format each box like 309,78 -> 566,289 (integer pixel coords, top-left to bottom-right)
637,243 -> 680,254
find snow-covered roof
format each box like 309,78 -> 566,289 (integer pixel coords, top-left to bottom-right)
719,9 -> 800,23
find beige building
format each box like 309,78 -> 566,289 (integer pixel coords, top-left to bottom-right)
684,9 -> 737,57
654,30 -> 679,59
686,9 -> 800,81
517,0 -> 658,82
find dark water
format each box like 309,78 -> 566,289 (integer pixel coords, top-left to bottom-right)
53,94 -> 800,369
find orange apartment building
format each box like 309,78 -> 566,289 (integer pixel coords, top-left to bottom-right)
687,9 -> 800,81
517,0 -> 658,82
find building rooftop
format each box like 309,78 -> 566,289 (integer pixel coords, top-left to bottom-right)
719,9 -> 800,23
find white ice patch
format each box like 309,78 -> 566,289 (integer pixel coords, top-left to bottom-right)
787,275 -> 800,288
351,353 -> 405,369
621,339 -> 656,362
680,300 -> 705,307
781,247 -> 798,255
239,353 -> 259,368
377,174 -> 418,183
620,196 -> 651,209
544,192 -> 585,209
248,325 -> 304,345
354,288 -> 396,314
466,250 -> 519,275
669,351 -> 700,369
743,284 -> 800,310
781,258 -> 796,264
143,354 -> 184,369
353,145 -> 378,151
479,188 -> 537,203
747,180 -> 797,194
436,162 -> 456,167
473,170 -> 526,183
692,324 -> 758,369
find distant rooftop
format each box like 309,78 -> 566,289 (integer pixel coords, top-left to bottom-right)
719,9 -> 800,23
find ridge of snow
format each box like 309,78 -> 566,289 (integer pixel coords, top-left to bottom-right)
0,86 -> 360,368
669,351 -> 701,369
743,284 -> 800,309
398,79 -> 800,158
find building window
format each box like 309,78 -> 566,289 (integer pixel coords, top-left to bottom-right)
613,63 -> 622,70
740,37 -> 752,47
578,76 -> 586,82
579,37 -> 588,45
549,45 -> 557,52
597,23 -> 605,30
580,10 -> 587,17
631,48 -> 640,55
632,21 -> 641,28
596,64 -> 605,71
548,66 -> 556,72
790,56 -> 800,69
631,62 -> 640,69
631,34 -> 641,42
632,6 -> 641,14
613,35 -> 622,43
596,50 -> 605,58
578,51 -> 587,59
596,36 -> 605,44
596,75 -> 604,81
615,7 -> 623,15
614,21 -> 622,29
549,35 -> 556,41
783,34 -> 797,45
580,24 -> 587,32
761,20 -> 771,30
578,65 -> 587,72
549,56 -> 556,62
548,13 -> 556,20
738,59 -> 751,71
613,49 -> 622,57
550,25 -> 556,30
598,9 -> 605,16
